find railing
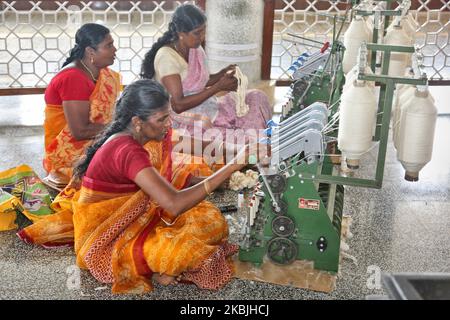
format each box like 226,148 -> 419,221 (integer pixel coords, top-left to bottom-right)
262,0 -> 450,84
0,0 -> 448,95
0,0 -> 203,94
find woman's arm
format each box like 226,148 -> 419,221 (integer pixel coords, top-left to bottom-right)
134,151 -> 246,218
63,101 -> 106,140
172,135 -> 245,165
161,71 -> 237,114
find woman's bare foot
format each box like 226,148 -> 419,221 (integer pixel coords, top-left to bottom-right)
153,273 -> 178,286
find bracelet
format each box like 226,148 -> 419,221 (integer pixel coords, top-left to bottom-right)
203,179 -> 212,196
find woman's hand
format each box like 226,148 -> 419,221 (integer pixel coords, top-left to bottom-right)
213,71 -> 238,92
219,64 -> 237,76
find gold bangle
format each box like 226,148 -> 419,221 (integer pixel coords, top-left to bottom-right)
203,180 -> 212,196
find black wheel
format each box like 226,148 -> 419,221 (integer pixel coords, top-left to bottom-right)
268,174 -> 287,194
267,237 -> 298,265
272,216 -> 296,237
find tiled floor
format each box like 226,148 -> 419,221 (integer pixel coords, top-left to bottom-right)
0,87 -> 449,300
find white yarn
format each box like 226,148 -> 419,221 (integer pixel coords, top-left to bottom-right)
387,14 -> 418,65
344,65 -> 375,92
230,66 -> 249,117
338,81 -> 377,163
397,90 -> 437,175
229,169 -> 259,191
393,85 -> 416,149
387,15 -> 416,44
342,18 -> 371,73
384,26 -> 411,76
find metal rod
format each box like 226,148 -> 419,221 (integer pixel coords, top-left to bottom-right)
286,33 -> 324,45
256,164 -> 280,212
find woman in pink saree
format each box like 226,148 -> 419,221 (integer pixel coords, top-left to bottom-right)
140,4 -> 272,141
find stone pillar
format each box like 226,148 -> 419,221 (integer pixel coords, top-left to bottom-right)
205,0 -> 264,86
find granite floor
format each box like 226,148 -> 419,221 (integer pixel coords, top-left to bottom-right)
0,87 -> 449,300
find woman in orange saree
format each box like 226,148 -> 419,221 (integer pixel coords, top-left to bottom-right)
42,23 -> 120,189
21,80 -> 257,293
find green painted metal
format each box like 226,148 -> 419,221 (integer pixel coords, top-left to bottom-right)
238,1 -> 428,275
239,41 -> 347,273
316,66 -> 427,189
238,162 -> 344,273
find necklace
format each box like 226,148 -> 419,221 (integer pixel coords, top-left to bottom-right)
79,59 -> 97,82
174,42 -> 188,60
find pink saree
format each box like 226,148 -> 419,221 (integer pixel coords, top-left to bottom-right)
171,47 -> 272,140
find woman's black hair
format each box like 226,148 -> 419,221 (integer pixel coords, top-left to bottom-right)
140,4 -> 206,79
73,79 -> 170,179
62,23 -> 110,68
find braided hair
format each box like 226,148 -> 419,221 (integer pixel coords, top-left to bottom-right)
140,4 -> 207,79
73,79 -> 170,179
62,23 -> 110,68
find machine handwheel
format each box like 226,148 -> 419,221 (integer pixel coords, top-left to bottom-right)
272,216 -> 295,237
268,174 -> 287,194
267,237 -> 298,265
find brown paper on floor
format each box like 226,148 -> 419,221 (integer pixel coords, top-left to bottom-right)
233,215 -> 352,293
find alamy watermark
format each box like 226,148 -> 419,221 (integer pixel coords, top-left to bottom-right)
171,122 -> 274,166
366,265 -> 382,290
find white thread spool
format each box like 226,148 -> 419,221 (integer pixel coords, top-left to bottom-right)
387,15 -> 416,44
387,14 -> 417,65
344,65 -> 375,92
384,25 -> 411,76
394,85 -> 436,150
343,18 -> 371,73
397,89 -> 437,181
338,80 -> 377,169
393,84 -> 416,149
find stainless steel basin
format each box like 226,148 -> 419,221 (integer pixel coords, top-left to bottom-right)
382,273 -> 450,300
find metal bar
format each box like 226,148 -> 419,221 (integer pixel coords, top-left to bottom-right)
371,29 -> 379,72
287,33 -> 324,45
315,175 -> 381,188
373,79 -> 395,186
0,88 -> 46,96
355,10 -> 402,16
367,43 -> 416,53
373,49 -> 391,140
358,74 -> 427,85
282,37 -> 324,49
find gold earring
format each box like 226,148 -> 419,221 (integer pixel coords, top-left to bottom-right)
90,56 -> 94,64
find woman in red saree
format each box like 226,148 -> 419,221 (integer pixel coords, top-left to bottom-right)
43,23 -> 120,189
21,80 -> 257,293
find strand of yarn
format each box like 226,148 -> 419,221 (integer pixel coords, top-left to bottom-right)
231,66 -> 249,117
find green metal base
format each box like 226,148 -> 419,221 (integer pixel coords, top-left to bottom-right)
238,161 -> 344,273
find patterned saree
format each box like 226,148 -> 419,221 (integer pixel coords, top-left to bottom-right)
43,67 -> 121,184
19,130 -> 237,293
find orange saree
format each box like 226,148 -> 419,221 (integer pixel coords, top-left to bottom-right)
73,130 -> 237,293
19,130 -> 237,293
43,67 -> 121,183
